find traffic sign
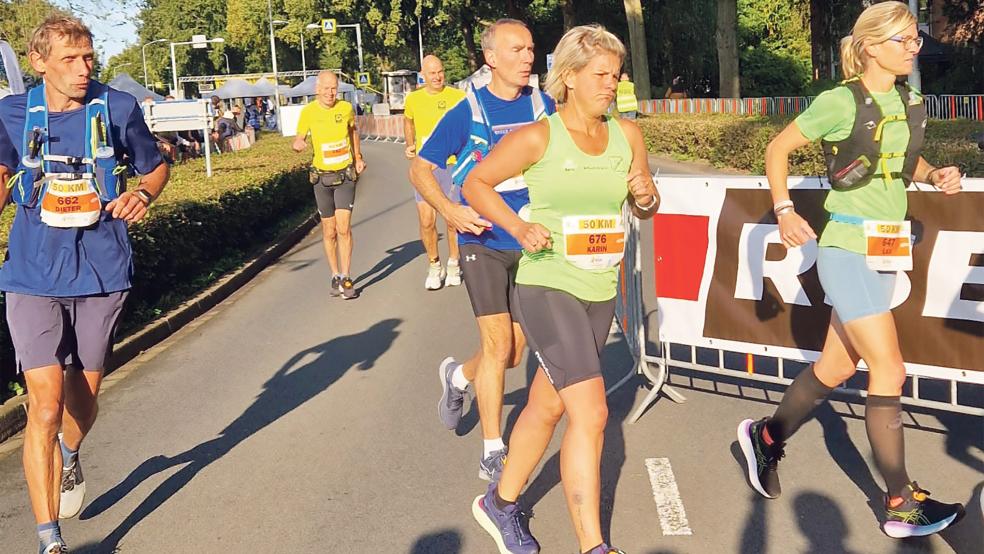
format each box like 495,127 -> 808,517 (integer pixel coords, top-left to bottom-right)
356,72 -> 371,87
321,19 -> 337,33
192,34 -> 208,49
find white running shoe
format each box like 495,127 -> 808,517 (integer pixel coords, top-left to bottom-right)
425,262 -> 446,290
445,259 -> 462,287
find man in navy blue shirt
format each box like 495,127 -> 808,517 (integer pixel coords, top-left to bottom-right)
0,16 -> 168,554
408,19 -> 555,487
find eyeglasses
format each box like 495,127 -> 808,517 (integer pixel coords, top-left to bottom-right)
886,35 -> 924,50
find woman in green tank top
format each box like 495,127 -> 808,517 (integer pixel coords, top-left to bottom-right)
737,1 -> 965,540
463,25 -> 658,554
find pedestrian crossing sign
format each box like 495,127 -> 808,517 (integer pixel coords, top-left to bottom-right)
356,72 -> 371,87
321,19 -> 337,33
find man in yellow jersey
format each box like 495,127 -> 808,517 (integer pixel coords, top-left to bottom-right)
293,70 -> 366,299
404,55 -> 467,290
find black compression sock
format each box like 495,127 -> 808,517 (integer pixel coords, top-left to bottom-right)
767,365 -> 835,442
865,394 -> 910,498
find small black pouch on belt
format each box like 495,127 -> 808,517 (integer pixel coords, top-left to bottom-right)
310,167 -> 346,187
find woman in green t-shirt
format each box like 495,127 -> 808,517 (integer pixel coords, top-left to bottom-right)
463,25 -> 658,554
737,1 -> 964,539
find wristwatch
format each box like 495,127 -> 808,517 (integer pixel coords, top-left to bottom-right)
133,189 -> 153,206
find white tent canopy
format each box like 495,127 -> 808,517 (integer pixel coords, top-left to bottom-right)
284,75 -> 355,98
251,77 -> 292,97
212,78 -> 260,100
109,73 -> 163,102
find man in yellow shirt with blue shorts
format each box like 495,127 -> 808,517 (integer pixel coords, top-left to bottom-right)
293,70 -> 366,299
404,55 -> 466,290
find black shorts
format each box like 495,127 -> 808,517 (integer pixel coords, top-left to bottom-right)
312,170 -> 356,218
512,284 -> 616,390
460,243 -> 522,317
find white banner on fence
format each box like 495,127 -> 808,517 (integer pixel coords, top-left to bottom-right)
654,176 -> 984,384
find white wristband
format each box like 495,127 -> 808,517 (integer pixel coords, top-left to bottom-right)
634,195 -> 657,211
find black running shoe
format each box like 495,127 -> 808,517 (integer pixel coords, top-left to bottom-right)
883,482 -> 965,538
329,275 -> 342,297
737,418 -> 784,499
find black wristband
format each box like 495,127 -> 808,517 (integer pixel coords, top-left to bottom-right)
134,189 -> 153,206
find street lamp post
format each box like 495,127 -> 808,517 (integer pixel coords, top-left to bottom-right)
267,0 -> 281,107
222,52 -> 230,74
337,23 -> 364,73
142,38 -> 169,88
111,62 -> 133,80
170,36 -> 225,98
304,23 -> 321,78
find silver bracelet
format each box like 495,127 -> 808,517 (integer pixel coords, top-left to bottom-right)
634,195 -> 658,211
773,199 -> 794,215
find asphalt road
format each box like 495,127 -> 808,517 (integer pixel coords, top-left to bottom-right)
0,142 -> 980,553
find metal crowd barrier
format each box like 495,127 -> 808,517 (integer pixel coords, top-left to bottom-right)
608,204 -> 686,421
356,114 -> 406,144
639,94 -> 984,121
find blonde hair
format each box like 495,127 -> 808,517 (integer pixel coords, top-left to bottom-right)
840,1 -> 917,79
28,15 -> 93,61
545,24 -> 625,103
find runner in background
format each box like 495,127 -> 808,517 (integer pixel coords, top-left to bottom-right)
404,55 -> 466,290
293,70 -> 366,300
464,25 -> 658,554
737,1 -> 964,539
615,73 -> 637,119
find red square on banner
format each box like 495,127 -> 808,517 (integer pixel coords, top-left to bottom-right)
653,214 -> 710,300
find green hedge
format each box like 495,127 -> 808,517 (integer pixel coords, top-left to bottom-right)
638,114 -> 984,177
1,135 -> 314,386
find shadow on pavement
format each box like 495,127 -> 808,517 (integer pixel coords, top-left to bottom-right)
354,240 -> 425,293
737,493 -> 768,554
79,319 -> 402,551
794,491 -> 862,554
409,529 -> 463,553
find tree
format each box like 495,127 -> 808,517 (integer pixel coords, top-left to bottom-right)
0,0 -> 68,77
716,0 -> 740,97
622,0 -> 651,99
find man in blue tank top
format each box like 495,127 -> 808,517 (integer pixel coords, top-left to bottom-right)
409,18 -> 556,483
0,16 -> 168,554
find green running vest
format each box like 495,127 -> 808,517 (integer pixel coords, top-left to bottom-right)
517,113 -> 632,302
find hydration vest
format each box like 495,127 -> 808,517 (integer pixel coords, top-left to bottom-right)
822,78 -> 926,192
450,84 -> 549,188
6,82 -> 126,208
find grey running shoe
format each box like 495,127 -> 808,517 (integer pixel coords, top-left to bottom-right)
480,448 -> 507,482
737,418 -> 784,499
472,482 -> 539,554
341,277 -> 357,299
438,357 -> 466,430
329,275 -> 342,297
40,540 -> 68,554
59,456 -> 85,519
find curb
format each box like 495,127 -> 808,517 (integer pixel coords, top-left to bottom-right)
0,213 -> 319,445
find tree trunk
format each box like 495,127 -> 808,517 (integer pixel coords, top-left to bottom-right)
810,0 -> 832,80
460,4 -> 480,71
562,0 -> 576,30
716,0 -> 740,97
622,0 -> 652,99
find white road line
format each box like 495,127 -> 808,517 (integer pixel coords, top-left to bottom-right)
645,457 -> 693,536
